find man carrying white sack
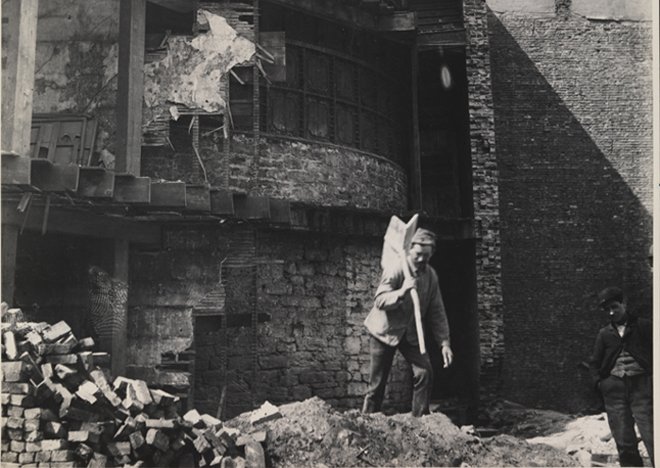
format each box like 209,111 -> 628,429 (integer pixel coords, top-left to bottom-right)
362,228 -> 453,417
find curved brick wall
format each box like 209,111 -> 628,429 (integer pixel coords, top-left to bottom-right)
201,134 -> 408,213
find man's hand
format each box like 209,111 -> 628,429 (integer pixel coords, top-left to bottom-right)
401,277 -> 417,293
442,345 -> 453,368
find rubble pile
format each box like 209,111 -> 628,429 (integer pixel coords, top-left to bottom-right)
1,315 -> 268,468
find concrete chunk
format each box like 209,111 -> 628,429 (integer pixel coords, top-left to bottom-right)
249,401 -> 282,425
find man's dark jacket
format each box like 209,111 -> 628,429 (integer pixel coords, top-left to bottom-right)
588,314 -> 653,391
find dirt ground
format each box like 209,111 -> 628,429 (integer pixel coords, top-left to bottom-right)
225,397 -> 593,467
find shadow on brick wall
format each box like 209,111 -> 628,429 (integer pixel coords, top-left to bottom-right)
487,11 -> 652,413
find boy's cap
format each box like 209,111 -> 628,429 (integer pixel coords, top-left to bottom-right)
597,286 -> 623,306
411,228 -> 436,247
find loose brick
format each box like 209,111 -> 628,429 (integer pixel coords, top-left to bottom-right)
50,449 -> 75,462
146,428 -> 169,452
41,321 -> 72,343
41,439 -> 68,451
1,450 -> 19,463
7,405 -> 25,417
24,430 -> 43,442
2,361 -> 27,382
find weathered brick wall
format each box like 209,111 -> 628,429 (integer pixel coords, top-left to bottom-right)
198,134 -> 408,212
33,0 -> 119,153
488,10 -> 653,411
127,225 -> 413,418
464,0 -> 505,399
253,231 -> 412,413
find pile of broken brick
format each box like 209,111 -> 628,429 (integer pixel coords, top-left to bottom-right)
1,310 -> 275,468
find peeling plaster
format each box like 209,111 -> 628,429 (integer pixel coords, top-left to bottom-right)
143,9 -> 255,121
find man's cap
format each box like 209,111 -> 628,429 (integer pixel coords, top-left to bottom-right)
411,228 -> 436,247
597,286 -> 623,306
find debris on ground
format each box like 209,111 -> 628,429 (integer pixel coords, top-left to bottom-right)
225,396 -> 580,467
1,318 -> 268,467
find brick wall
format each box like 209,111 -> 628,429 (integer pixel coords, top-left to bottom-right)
464,0 -> 504,399
197,134 -> 408,213
127,225 -> 414,419
488,9 -> 653,411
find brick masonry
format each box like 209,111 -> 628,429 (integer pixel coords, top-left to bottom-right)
464,0 -> 505,399
487,8 -> 653,411
197,133 -> 408,213
127,225 -> 414,418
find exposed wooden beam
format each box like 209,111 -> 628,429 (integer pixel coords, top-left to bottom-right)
2,225 -> 20,305
116,0 -> 146,175
1,0 -> 39,157
151,181 -> 187,207
2,201 -> 162,244
233,195 -> 271,220
113,175 -> 151,203
410,42 -> 422,210
30,160 -> 80,192
185,186 -> 211,211
78,167 -> 116,198
2,152 -> 32,187
210,190 -> 235,215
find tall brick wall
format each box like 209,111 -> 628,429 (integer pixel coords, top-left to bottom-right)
463,0 -> 505,399
488,10 -> 653,411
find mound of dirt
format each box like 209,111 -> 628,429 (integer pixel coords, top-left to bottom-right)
225,397 -> 580,467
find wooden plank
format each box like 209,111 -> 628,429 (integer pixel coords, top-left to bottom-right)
1,200 -> 162,244
2,225 -> 19,305
1,0 -> 39,157
150,181 -> 187,207
2,152 -> 31,186
233,195 -> 271,219
378,11 -> 417,31
210,190 -> 235,215
112,239 -> 129,377
416,30 -> 467,47
269,199 -> 291,224
185,186 -> 211,211
410,43 -> 422,210
116,0 -> 146,176
30,160 -> 80,192
78,167 -> 115,198
113,175 -> 151,203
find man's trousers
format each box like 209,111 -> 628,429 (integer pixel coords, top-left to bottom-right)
600,374 -> 654,467
362,334 -> 433,417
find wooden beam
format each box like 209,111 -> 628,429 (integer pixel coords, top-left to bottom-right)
210,190 -> 235,215
113,175 -> 151,203
233,195 -> 271,220
269,199 -> 291,224
2,200 -> 161,244
30,160 -> 80,192
410,42 -> 422,210
185,186 -> 211,211
2,225 -> 19,305
78,167 -> 115,198
116,0 -> 146,175
2,152 -> 32,187
112,238 -> 129,377
1,0 -> 39,157
150,181 -> 187,207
